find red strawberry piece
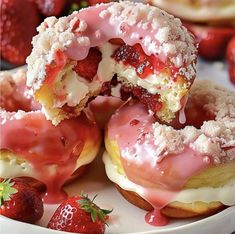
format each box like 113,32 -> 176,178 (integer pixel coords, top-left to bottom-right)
112,44 -> 165,79
44,50 -> 67,84
73,48 -> 102,82
47,194 -> 112,234
109,38 -> 125,46
35,0 -> 66,16
0,0 -> 41,65
226,37 -> 235,85
185,23 -> 235,60
0,178 -> 44,223
121,85 -> 162,113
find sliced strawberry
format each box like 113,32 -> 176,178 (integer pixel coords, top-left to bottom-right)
73,48 -> 102,82
35,0 -> 66,16
226,37 -> 235,85
0,178 -> 44,223
185,22 -> 235,60
47,194 -> 112,234
0,0 -> 41,65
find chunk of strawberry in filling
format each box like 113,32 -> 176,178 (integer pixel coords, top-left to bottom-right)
121,85 -> 163,113
112,44 -> 167,79
44,50 -> 67,85
73,47 -> 102,82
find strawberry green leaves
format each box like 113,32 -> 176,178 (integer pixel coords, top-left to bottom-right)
78,194 -> 112,224
0,179 -> 18,206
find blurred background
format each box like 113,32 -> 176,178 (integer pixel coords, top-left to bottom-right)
0,0 -> 235,84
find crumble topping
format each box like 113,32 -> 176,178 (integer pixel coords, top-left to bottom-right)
152,80 -> 235,164
27,1 -> 197,92
102,1 -> 196,68
0,69 -> 42,124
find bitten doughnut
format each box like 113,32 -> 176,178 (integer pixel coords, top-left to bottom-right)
147,0 -> 235,25
26,1 -> 197,125
0,69 -> 101,203
104,80 -> 235,225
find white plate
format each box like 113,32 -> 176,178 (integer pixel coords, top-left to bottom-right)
0,60 -> 235,234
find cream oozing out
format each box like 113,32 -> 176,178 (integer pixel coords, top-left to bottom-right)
103,151 -> 235,206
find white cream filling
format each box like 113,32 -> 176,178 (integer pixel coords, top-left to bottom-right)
56,42 -> 183,113
0,146 -> 98,181
103,151 -> 235,206
64,70 -> 89,107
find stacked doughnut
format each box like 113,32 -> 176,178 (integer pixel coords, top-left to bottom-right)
0,69 -> 101,203
22,0 -> 235,223
147,0 -> 235,25
26,1 -> 196,125
104,80 -> 235,223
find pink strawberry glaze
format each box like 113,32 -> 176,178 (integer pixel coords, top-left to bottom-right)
145,210 -> 169,226
0,76 -> 101,204
64,4 -> 187,80
107,102 -> 212,225
0,112 -> 101,203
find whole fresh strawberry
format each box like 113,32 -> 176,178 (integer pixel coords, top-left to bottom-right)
0,178 -> 44,223
226,37 -> 235,85
36,0 -> 67,16
0,0 -> 41,65
47,194 -> 112,234
185,23 -> 235,60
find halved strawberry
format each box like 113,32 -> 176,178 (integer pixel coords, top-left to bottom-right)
73,47 -> 102,82
0,178 -> 44,223
47,194 -> 112,234
226,37 -> 235,85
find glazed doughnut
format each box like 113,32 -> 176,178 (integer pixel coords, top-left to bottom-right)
103,80 -> 235,224
147,0 -> 235,25
0,69 -> 101,203
26,1 -> 197,125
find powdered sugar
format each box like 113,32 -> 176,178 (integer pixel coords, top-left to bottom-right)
27,1 -> 197,92
0,69 -> 42,124
151,80 -> 235,164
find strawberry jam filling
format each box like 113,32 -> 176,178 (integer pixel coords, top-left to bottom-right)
107,101 -> 216,225
44,50 -> 67,85
112,43 -> 179,79
121,85 -> 163,113
0,76 -> 101,204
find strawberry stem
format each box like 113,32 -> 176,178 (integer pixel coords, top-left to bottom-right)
77,194 -> 112,224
